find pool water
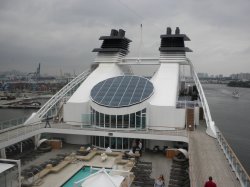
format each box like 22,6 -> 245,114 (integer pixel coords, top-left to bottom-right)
62,166 -> 97,187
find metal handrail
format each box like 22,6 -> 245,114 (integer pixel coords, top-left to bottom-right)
176,100 -> 199,108
0,122 -> 43,146
0,116 -> 28,130
37,69 -> 91,118
51,123 -> 188,137
187,58 -> 217,137
0,121 -> 188,146
24,69 -> 91,125
216,127 -> 250,187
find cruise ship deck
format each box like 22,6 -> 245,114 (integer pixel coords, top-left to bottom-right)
1,27 -> 250,187
0,120 -> 243,186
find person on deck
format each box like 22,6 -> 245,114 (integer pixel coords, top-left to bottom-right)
154,174 -> 165,187
204,176 -> 217,187
138,140 -> 142,156
44,115 -> 51,128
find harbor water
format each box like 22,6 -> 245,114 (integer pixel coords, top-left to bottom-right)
0,84 -> 249,175
0,98 -> 48,121
203,84 -> 250,175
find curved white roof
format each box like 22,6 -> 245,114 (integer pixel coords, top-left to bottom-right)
0,163 -> 14,174
67,63 -> 123,103
150,63 -> 179,106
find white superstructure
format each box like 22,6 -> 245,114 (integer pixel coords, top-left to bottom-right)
1,27 -> 250,187
62,28 -> 191,131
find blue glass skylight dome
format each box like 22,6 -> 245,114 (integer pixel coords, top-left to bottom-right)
90,75 -> 154,108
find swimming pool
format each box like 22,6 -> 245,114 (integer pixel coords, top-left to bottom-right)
61,166 -> 97,187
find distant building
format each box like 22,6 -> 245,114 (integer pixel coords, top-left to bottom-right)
230,73 -> 250,81
197,73 -> 209,78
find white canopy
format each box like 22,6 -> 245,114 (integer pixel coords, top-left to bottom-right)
81,169 -> 124,187
177,148 -> 189,159
0,163 -> 14,173
37,139 -> 48,148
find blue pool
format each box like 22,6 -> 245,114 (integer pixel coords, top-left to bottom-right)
62,166 -> 97,187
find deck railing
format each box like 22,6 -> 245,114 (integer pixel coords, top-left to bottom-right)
0,121 -> 188,147
0,116 -> 28,131
176,100 -> 200,108
0,122 -> 43,144
216,127 -> 250,187
187,58 -> 217,137
51,123 -> 188,137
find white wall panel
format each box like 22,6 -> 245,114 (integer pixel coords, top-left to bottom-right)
148,105 -> 186,129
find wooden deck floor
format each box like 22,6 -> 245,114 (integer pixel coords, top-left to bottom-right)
189,123 -> 240,187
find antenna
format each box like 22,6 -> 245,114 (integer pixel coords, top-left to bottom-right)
138,24 -> 143,63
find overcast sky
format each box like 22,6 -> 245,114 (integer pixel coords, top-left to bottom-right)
0,0 -> 250,76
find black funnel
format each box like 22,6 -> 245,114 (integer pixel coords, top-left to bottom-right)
93,28 -> 132,54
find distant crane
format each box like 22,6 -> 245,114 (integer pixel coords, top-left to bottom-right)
27,63 -> 41,81
36,63 -> 41,79
26,63 -> 41,91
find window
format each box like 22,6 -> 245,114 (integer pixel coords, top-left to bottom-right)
123,114 -> 129,128
92,136 -> 135,150
96,136 -> 99,146
117,138 -> 122,149
91,108 -> 94,125
100,113 -> 104,127
91,108 -> 146,129
129,139 -> 134,150
111,137 -> 116,149
130,113 -> 135,128
96,111 -> 99,126
123,138 -> 129,149
105,114 -> 110,128
142,113 -> 146,129
111,115 -> 116,128
105,137 -> 109,148
100,136 -> 104,147
136,111 -> 141,128
117,115 -> 122,128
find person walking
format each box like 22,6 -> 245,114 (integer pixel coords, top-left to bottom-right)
138,140 -> 142,156
44,115 -> 51,128
204,176 -> 217,187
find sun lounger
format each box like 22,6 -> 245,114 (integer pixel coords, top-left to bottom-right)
50,160 -> 70,172
76,150 -> 97,161
36,168 -> 50,178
